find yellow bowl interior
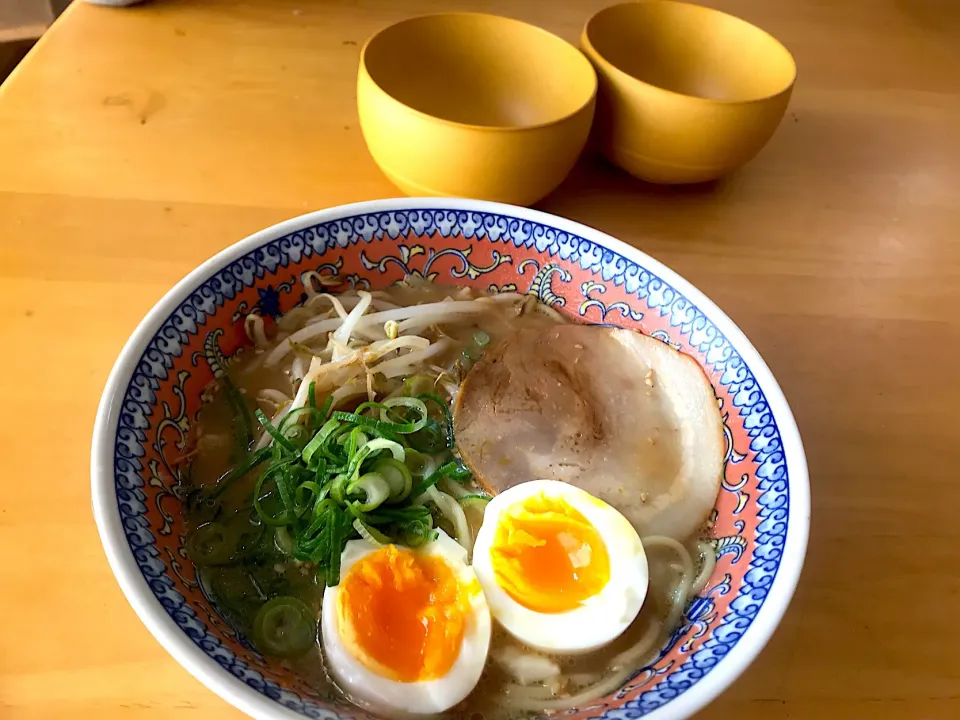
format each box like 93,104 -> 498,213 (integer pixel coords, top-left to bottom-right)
363,13 -> 596,128
585,1 -> 795,103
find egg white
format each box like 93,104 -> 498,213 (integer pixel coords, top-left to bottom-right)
472,479 -> 649,654
321,530 -> 492,716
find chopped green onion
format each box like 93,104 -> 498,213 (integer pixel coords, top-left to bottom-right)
221,375 -> 254,452
209,446 -> 271,498
402,449 -> 437,479
252,596 -> 316,658
348,472 -> 391,512
277,406 -> 326,434
360,438 -> 405,462
402,513 -> 437,547
458,493 -> 490,502
410,461 -> 472,498
418,393 -> 454,449
295,480 -> 324,513
458,494 -> 491,512
330,472 -> 350,505
353,517 -> 390,546
274,527 -> 295,556
331,402 -> 426,435
381,397 -> 429,432
301,418 -> 341,467
187,522 -> 235,565
406,420 -> 447,453
253,470 -> 295,526
352,400 -> 388,416
233,384 -> 469,586
268,463 -> 297,518
361,505 -> 432,525
325,504 -> 351,584
373,458 -> 413,502
255,409 -> 298,454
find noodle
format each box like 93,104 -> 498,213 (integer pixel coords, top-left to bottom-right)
690,540 -> 717,596
416,486 -> 472,553
502,538 -> 704,713
439,476 -> 473,499
507,669 -> 633,711
610,616 -> 663,669
502,617 -> 664,712
642,535 -> 695,634
643,535 -> 695,581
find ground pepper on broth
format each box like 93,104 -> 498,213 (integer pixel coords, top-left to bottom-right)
183,277 -> 716,719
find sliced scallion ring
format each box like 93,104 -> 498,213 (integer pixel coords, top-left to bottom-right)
187,522 -> 235,566
373,457 -> 413,502
347,472 -> 391,512
381,396 -> 429,433
402,449 -> 437,479
353,517 -> 390,546
457,494 -> 491,509
360,437 -> 405,462
252,596 -> 316,658
274,527 -> 295,556
301,418 -> 341,467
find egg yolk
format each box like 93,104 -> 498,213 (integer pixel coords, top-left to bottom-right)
490,494 -> 610,613
337,545 -> 470,682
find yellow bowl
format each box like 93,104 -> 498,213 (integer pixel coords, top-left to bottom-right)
581,1 -> 796,184
358,13 -> 597,206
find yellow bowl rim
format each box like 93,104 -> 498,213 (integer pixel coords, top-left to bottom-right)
581,0 -> 797,106
360,12 -> 598,134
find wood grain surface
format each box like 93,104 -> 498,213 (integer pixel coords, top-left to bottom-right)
1,0 -> 959,718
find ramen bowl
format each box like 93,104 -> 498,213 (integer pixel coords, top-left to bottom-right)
581,1 -> 796,183
92,198 -> 809,719
358,14 -> 597,205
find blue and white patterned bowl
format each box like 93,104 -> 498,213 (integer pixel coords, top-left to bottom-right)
91,198 -> 809,720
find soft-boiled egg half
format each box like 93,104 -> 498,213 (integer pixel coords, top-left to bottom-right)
472,480 -> 649,654
321,530 -> 491,715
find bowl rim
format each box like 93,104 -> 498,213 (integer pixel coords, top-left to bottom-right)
359,12 -> 598,133
92,197 -> 810,720
581,0 -> 797,106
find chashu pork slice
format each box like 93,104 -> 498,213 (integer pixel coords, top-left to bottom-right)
454,324 -> 724,541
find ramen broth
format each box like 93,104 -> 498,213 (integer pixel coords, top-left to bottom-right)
183,279 -> 714,719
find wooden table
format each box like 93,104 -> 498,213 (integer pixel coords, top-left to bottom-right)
2,0 -> 959,718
